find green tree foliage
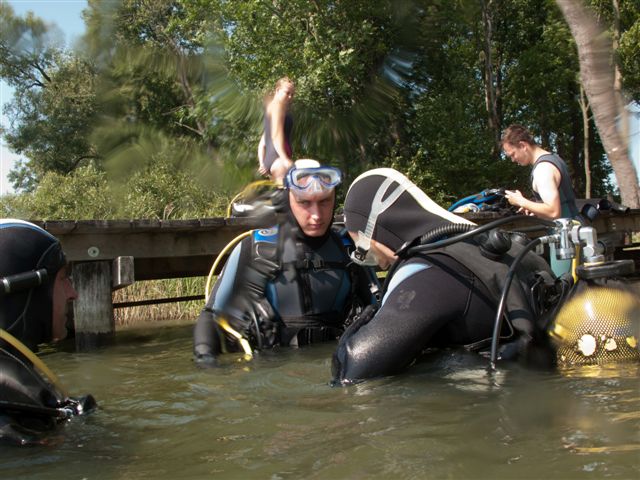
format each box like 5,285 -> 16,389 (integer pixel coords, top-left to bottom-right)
209,0 -> 416,176
1,0 -> 638,217
79,0 -> 264,190
0,161 -> 227,220
0,2 -> 99,190
215,0 -> 398,110
118,157 -> 228,219
0,164 -> 112,219
588,0 -> 640,102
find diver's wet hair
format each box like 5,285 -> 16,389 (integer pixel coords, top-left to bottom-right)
0,219 -> 66,349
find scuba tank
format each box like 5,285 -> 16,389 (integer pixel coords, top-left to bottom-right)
487,217 -> 639,368
394,213 -> 639,369
549,253 -> 639,367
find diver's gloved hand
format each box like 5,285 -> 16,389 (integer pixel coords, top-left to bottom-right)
59,394 -> 97,417
193,342 -> 218,368
344,304 -> 378,331
194,352 -> 217,368
193,309 -> 224,367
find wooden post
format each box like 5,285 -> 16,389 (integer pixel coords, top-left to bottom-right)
72,261 -> 115,350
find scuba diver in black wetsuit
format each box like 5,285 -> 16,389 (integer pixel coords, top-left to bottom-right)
332,168 -> 640,384
193,160 -> 379,365
331,168 -> 564,384
1,219 -> 96,446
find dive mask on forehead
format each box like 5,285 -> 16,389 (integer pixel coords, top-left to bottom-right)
349,177 -> 408,266
285,166 -> 342,199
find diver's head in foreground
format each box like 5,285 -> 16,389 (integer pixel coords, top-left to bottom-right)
0,219 -> 77,351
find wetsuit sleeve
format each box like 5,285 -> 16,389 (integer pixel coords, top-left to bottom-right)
332,257 -> 497,383
193,241 -> 246,362
0,351 -> 95,444
333,265 -> 436,382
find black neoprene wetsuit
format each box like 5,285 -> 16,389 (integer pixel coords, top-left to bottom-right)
333,240 -> 555,383
193,223 -> 378,361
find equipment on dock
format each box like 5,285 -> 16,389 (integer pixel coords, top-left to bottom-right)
448,188 -> 512,214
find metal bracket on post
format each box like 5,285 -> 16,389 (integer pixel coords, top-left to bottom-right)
112,256 -> 135,290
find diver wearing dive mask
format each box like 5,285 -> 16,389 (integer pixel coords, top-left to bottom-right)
284,163 -> 342,201
193,160 -> 379,365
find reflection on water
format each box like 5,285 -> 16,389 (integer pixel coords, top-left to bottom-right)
1,324 -> 639,479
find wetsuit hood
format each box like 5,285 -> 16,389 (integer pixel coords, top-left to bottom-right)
0,219 -> 66,350
343,168 -> 473,251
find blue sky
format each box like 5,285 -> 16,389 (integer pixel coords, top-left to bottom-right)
0,0 -> 87,195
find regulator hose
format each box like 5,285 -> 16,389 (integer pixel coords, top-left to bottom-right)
489,237 -> 545,369
386,223 -> 476,293
0,399 -> 70,419
418,223 -> 476,245
0,328 -> 70,398
407,215 -> 554,256
205,230 -> 253,301
385,215 -> 554,296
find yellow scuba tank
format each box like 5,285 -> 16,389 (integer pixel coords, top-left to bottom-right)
550,260 -> 640,366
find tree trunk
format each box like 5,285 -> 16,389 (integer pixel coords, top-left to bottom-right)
611,0 -> 630,159
579,85 -> 591,198
481,0 -> 501,156
555,0 -> 640,208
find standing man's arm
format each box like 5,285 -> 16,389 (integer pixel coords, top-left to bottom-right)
505,162 -> 562,219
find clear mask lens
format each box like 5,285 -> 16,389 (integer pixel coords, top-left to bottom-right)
286,167 -> 342,192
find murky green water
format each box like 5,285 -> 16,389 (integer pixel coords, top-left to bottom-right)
2,323 -> 639,479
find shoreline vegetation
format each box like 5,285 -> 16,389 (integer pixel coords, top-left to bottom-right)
113,277 -> 206,328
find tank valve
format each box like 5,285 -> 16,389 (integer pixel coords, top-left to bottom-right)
551,220 -> 605,264
554,219 -> 576,260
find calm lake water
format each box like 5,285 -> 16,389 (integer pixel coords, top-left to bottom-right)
1,323 -> 639,480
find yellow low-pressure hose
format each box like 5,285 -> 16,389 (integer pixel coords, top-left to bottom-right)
204,230 -> 254,301
0,328 -> 70,398
571,250 -> 579,284
216,317 -> 253,360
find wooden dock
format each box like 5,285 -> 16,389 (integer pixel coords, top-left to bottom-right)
35,216 -> 275,349
34,210 -> 639,349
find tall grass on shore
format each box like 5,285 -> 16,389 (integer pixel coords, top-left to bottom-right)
113,276 -> 208,327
